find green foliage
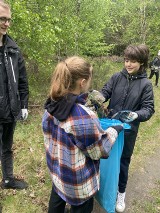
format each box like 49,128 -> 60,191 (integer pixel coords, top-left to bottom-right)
7,0 -> 109,67
103,0 -> 160,56
5,0 -> 160,70
28,63 -> 54,105
52,0 -> 108,57
8,0 -> 59,67
90,57 -> 122,90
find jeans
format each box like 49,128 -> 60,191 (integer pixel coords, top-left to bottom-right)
0,122 -> 16,180
118,130 -> 138,193
48,187 -> 94,213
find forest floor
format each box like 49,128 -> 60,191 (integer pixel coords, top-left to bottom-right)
92,137 -> 160,213
124,146 -> 160,213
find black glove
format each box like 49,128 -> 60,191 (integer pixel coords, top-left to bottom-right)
112,125 -> 123,134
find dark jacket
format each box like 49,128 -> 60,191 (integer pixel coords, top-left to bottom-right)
0,34 -> 29,121
149,57 -> 160,70
101,69 -> 155,132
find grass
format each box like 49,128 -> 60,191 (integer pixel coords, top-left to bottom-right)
126,84 -> 160,213
0,59 -> 160,212
0,108 -> 50,213
129,181 -> 160,213
130,84 -> 160,170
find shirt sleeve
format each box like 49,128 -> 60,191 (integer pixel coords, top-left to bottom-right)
135,81 -> 155,122
101,72 -> 119,102
72,105 -> 119,160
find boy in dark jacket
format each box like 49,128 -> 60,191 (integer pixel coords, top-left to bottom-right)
0,1 -> 29,189
149,50 -> 160,87
101,44 -> 154,212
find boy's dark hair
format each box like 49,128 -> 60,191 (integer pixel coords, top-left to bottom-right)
124,44 -> 149,72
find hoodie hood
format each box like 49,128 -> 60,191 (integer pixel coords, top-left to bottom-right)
44,93 -> 88,121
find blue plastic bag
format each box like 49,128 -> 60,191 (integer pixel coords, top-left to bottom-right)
95,119 -> 130,213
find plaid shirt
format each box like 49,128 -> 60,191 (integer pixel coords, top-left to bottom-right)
42,95 -> 118,205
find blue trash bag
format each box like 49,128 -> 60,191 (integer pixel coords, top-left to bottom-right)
95,118 -> 130,213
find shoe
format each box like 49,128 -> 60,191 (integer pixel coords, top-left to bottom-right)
0,177 -> 28,190
116,191 -> 126,212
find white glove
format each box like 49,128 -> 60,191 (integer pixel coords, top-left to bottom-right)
21,109 -> 28,120
126,112 -> 138,122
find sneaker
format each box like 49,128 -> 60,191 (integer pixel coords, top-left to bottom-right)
116,191 -> 126,212
0,177 -> 28,190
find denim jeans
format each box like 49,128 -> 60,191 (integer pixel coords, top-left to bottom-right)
48,186 -> 94,213
0,122 -> 16,180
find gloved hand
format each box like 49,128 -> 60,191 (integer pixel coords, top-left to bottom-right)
88,90 -> 105,107
21,109 -> 28,120
112,110 -> 138,123
125,112 -> 138,122
87,90 -> 108,118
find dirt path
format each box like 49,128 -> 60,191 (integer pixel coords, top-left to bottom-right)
92,147 -> 160,213
124,147 -> 160,213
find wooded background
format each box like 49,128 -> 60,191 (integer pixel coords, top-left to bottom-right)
7,0 -> 160,71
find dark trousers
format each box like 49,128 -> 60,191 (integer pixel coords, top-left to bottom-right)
118,130 -> 138,193
48,187 -> 94,213
149,69 -> 159,86
0,122 -> 16,180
